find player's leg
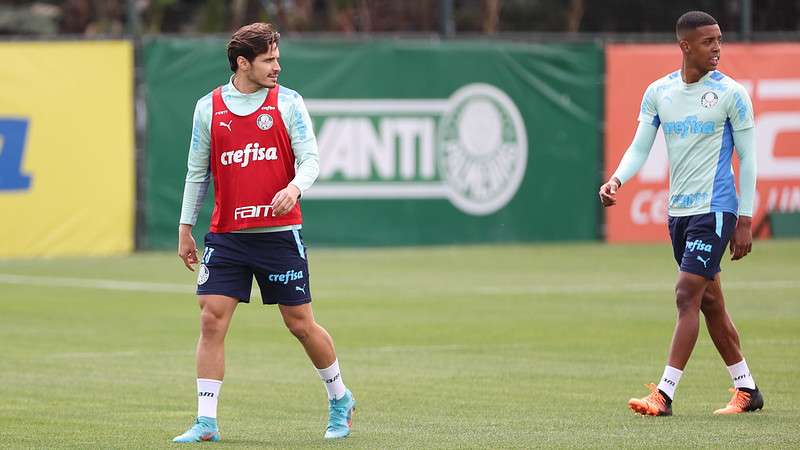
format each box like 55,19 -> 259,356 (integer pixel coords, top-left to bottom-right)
173,295 -> 238,443
629,213 -> 711,416
279,303 -> 336,369
667,271 -> 710,370
695,212 -> 763,414
197,294 -> 239,380
252,230 -> 355,438
251,230 -> 344,385
700,275 -> 742,365
698,213 -> 744,366
175,232 -> 253,443
701,275 -> 763,414
628,271 -> 708,416
279,303 -> 356,439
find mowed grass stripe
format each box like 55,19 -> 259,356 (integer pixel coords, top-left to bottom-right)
1,273 -> 798,295
0,239 -> 798,449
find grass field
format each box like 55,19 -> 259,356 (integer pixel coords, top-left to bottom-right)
1,239 -> 798,449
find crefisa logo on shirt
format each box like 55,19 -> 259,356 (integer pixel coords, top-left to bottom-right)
700,91 -> 719,108
256,113 -> 273,130
220,142 -> 278,167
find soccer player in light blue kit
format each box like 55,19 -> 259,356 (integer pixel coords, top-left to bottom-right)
599,11 -> 763,416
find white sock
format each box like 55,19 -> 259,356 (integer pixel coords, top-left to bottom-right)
727,359 -> 756,390
197,378 -> 222,418
316,359 -> 346,400
656,366 -> 683,400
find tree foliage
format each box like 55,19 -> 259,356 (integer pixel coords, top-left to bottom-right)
0,0 -> 796,36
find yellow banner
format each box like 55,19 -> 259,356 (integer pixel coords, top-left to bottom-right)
0,41 -> 134,257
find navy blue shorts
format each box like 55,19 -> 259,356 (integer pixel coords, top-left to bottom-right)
196,230 -> 311,305
668,212 -> 737,280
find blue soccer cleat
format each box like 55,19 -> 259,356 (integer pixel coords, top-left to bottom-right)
172,416 -> 221,443
324,389 -> 356,439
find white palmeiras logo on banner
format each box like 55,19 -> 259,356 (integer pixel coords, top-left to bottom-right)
303,83 -> 528,216
438,84 -> 527,215
256,113 -> 273,130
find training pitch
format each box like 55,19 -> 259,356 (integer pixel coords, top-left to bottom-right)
1,240 -> 798,448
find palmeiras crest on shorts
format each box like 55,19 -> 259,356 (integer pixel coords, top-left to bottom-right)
437,84 -> 528,215
256,113 -> 273,130
701,91 -> 719,108
197,264 -> 210,285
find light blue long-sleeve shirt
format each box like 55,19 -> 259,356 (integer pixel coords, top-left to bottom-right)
611,70 -> 757,217
179,77 -> 320,230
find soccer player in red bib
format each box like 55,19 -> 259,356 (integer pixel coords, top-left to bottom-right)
173,23 -> 355,442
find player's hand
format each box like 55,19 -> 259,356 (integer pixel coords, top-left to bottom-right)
730,216 -> 753,261
178,224 -> 198,271
271,184 -> 301,217
599,177 -> 621,207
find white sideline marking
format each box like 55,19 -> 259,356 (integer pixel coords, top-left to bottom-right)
476,280 -> 800,295
0,274 -> 798,296
0,274 -> 192,294
48,350 -> 193,359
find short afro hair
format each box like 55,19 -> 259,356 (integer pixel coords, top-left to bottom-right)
676,11 -> 718,37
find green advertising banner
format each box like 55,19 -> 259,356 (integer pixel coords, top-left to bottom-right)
143,38 -> 603,248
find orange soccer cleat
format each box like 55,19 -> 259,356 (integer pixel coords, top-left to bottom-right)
713,387 -> 764,415
628,383 -> 672,416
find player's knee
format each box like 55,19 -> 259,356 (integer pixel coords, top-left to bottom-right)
674,286 -> 701,315
199,310 -> 226,338
700,291 -> 720,314
285,317 -> 313,341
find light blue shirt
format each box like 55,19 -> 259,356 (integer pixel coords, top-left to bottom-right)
636,70 -> 755,217
179,77 -> 320,229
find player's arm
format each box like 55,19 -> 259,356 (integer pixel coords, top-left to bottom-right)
600,85 -> 659,207
728,84 -> 757,260
271,94 -> 320,216
178,99 -> 212,271
599,121 -> 658,207
730,127 -> 756,261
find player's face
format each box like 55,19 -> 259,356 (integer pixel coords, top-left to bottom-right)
245,45 -> 281,89
683,24 -> 722,72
